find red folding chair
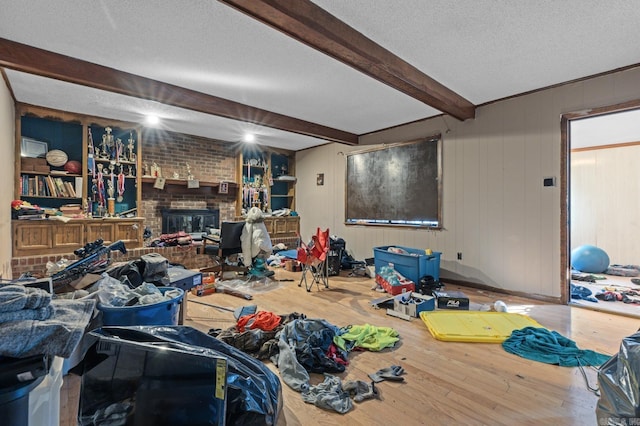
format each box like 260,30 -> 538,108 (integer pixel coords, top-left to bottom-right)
297,228 -> 330,292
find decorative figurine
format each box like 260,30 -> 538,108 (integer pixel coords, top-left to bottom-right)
127,131 -> 136,162
151,162 -> 161,177
186,163 -> 194,180
107,180 -> 115,199
101,127 -> 115,159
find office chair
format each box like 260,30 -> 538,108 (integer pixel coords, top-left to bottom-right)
200,221 -> 248,278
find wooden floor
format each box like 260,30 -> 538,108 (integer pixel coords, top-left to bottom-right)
60,269 -> 639,426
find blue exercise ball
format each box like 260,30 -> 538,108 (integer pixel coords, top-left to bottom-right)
571,245 -> 610,273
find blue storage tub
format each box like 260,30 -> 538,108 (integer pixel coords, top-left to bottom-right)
373,246 -> 441,283
98,287 -> 184,326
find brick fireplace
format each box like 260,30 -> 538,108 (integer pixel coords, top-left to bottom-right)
141,130 -> 237,240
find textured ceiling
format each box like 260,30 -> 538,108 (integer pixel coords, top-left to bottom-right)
1,0 -> 640,150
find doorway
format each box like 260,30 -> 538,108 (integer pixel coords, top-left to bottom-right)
563,103 -> 640,317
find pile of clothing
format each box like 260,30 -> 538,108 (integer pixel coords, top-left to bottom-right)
212,311 -> 403,414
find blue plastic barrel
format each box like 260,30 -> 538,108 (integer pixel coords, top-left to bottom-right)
97,287 -> 184,326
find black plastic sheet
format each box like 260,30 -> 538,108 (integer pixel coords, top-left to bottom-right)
79,326 -> 282,425
596,331 -> 640,425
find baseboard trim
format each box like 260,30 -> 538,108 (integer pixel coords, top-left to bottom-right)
441,278 -> 562,304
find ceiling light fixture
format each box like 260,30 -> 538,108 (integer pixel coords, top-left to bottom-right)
243,133 -> 256,143
145,114 -> 160,126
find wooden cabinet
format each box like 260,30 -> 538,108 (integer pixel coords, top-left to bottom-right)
236,216 -> 299,246
12,218 -> 144,257
266,216 -> 300,246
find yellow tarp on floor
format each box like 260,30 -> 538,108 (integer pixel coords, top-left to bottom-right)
419,311 -> 545,343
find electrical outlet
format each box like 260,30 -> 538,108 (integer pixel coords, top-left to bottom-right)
457,252 -> 462,260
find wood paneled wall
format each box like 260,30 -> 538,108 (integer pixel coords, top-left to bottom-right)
296,66 -> 640,299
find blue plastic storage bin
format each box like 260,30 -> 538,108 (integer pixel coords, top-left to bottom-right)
97,287 -> 184,326
373,246 -> 441,283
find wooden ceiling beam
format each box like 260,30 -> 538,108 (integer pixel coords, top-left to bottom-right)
220,0 -> 476,121
0,37 -> 358,145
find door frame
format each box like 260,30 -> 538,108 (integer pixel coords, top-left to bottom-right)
560,98 -> 640,304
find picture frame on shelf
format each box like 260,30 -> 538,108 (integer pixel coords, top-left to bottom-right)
21,137 -> 48,158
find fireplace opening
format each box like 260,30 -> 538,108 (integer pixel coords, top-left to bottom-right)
161,209 -> 219,239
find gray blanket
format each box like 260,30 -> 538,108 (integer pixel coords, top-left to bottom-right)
0,299 -> 96,358
0,305 -> 55,323
0,285 -> 51,312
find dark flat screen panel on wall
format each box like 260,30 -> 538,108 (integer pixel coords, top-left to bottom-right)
345,137 -> 442,228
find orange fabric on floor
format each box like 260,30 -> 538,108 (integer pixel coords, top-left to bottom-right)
237,311 -> 282,332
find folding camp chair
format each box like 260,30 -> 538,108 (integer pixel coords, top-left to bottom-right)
297,228 -> 330,292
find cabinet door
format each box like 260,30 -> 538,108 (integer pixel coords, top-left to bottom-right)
285,217 -> 300,235
13,222 -> 53,256
53,222 -> 85,251
86,222 -> 115,245
273,218 -> 288,236
114,220 -> 143,247
263,217 -> 275,235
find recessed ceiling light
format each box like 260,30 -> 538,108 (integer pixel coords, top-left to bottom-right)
243,133 -> 256,143
145,114 -> 160,126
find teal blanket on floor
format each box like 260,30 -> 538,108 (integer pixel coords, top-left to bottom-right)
502,326 -> 611,367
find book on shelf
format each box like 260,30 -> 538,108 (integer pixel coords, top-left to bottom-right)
75,177 -> 83,198
46,176 -> 58,197
28,177 -> 35,196
64,181 -> 76,197
54,178 -> 68,197
59,204 -> 82,213
17,213 -> 46,220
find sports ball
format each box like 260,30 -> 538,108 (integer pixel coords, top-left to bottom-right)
571,244 -> 610,273
64,160 -> 82,174
46,149 -> 68,167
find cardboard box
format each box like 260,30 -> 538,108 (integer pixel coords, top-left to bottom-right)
284,260 -> 301,272
434,290 -> 469,310
21,157 -> 48,171
167,267 -> 202,291
392,292 -> 435,317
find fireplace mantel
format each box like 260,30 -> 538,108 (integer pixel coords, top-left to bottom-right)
142,177 -> 237,196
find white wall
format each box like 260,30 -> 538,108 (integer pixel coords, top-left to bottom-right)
0,78 -> 15,279
571,145 -> 640,265
296,66 -> 640,298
